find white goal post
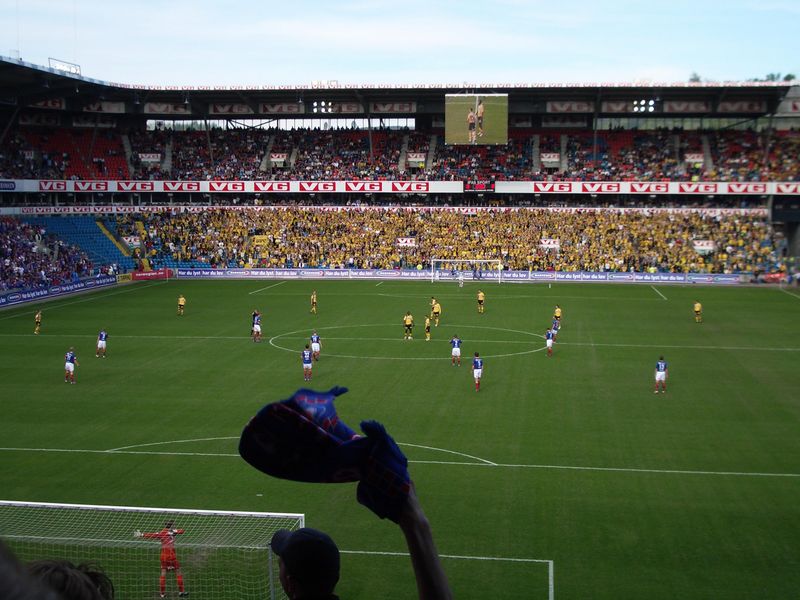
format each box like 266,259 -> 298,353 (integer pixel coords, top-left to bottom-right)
430,258 -> 503,283
0,500 -> 304,600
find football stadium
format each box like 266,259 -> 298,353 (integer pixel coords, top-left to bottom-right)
1,6 -> 800,599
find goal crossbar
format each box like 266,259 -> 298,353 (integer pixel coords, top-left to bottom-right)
0,499 -> 305,600
431,258 -> 503,283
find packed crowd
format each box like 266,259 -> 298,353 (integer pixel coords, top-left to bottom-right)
0,217 -> 94,292
2,126 -> 799,182
170,130 -> 268,180
126,208 -> 786,274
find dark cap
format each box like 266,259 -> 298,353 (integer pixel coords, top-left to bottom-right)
271,528 -> 340,588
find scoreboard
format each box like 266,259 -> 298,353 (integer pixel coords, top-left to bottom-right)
464,180 -> 496,193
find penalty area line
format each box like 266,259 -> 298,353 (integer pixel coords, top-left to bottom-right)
248,281 -> 287,295
779,287 -> 800,300
650,285 -> 668,300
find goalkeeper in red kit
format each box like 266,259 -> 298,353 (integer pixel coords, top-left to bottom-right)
135,520 -> 189,598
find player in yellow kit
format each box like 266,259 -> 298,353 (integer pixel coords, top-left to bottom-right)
477,290 -> 485,314
403,311 -> 414,340
177,295 -> 186,316
425,316 -> 431,341
34,310 -> 42,335
432,301 -> 441,327
310,290 -> 317,314
693,300 -> 703,323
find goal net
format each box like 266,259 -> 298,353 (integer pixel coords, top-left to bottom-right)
0,500 -> 304,600
431,258 -> 503,283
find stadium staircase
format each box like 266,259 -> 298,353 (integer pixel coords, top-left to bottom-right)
288,146 -> 298,168
398,134 -> 409,173
134,221 -> 152,271
701,134 -> 714,172
95,219 -> 132,259
532,134 -> 541,172
260,135 -> 275,172
425,135 -> 437,170
163,138 -> 173,174
22,216 -> 135,271
559,134 -> 568,172
121,133 -> 135,176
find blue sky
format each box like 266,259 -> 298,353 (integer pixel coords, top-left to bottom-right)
2,0 -> 798,86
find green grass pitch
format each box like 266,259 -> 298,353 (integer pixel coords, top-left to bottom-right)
444,95 -> 508,145
1,279 -> 799,599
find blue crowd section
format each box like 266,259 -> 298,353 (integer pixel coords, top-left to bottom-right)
23,216 -> 136,271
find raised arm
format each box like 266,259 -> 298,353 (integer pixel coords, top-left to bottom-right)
397,486 -> 452,600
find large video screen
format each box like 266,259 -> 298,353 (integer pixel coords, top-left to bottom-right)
445,94 -> 508,145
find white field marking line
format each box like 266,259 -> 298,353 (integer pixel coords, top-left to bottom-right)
375,281 -> 384,287
340,549 -> 552,564
248,280 -> 287,295
104,436 -> 497,466
558,341 -> 800,352
340,551 -> 555,600
399,443 -> 496,466
2,447 -> 800,478
1,332 -> 795,353
268,323 -> 546,360
108,436 -> 238,452
271,335 -> 536,345
0,447 -> 239,458
650,285 -> 668,300
779,287 -> 800,300
0,281 -> 167,321
0,333 -> 249,340
376,292 -> 655,302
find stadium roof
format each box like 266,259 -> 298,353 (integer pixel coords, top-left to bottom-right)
0,55 -> 793,118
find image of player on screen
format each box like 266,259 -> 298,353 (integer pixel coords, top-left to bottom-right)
467,108 -> 477,144
477,98 -> 485,138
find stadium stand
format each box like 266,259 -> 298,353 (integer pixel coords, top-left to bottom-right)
20,216 -> 135,274
0,217 -> 94,291
3,126 -> 799,182
122,208 -> 787,274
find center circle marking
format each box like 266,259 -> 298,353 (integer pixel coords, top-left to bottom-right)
268,324 -> 545,360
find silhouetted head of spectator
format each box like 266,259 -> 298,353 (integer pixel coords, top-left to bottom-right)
0,540 -> 59,600
271,528 -> 340,598
28,559 -> 115,600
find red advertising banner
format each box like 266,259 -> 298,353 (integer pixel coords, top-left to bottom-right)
29,98 -> 66,110
663,100 -> 711,113
717,100 -> 766,113
546,101 -> 594,113
7,179 -> 797,196
132,268 -> 172,281
143,103 -> 191,115
209,103 -> 254,115
370,102 -> 417,114
83,101 -> 126,114
260,103 -> 305,114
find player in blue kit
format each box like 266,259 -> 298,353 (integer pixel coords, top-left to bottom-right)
251,310 -> 262,343
450,334 -> 462,366
545,329 -> 554,357
96,329 -> 108,358
472,352 -> 483,391
302,344 -> 313,381
64,347 -> 79,384
551,319 -> 560,342
310,330 -> 321,361
654,356 -> 668,394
